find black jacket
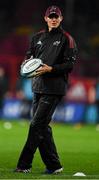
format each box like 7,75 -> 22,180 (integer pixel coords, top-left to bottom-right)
26,27 -> 77,95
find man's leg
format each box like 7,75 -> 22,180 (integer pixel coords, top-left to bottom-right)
39,126 -> 62,171
38,95 -> 63,171
16,93 -> 41,169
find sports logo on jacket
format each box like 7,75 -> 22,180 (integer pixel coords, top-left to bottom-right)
37,41 -> 42,45
53,41 -> 60,46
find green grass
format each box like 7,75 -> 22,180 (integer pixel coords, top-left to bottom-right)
0,120 -> 99,179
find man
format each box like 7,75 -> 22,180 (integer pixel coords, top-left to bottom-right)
15,5 -> 77,174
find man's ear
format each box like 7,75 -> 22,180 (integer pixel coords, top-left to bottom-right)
60,16 -> 63,22
44,16 -> 47,22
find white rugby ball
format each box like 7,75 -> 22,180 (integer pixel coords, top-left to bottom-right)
20,58 -> 43,78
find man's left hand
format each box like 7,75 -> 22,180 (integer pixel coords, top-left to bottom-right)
35,64 -> 52,76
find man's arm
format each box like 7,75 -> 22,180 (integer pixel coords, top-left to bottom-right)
21,38 -> 35,68
36,43 -> 77,76
36,32 -> 77,76
51,45 -> 77,74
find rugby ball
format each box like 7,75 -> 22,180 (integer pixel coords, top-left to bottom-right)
20,58 -> 43,78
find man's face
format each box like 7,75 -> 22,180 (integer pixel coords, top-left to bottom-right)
44,13 -> 63,30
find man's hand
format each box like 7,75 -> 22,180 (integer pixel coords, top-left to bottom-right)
35,64 -> 52,76
21,56 -> 33,68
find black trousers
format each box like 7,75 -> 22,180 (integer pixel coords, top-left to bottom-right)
17,93 -> 63,170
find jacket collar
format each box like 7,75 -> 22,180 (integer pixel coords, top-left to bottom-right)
45,26 -> 62,34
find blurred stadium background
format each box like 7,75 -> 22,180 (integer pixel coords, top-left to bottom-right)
0,0 -> 99,124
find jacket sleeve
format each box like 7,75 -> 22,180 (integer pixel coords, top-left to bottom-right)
51,33 -> 78,74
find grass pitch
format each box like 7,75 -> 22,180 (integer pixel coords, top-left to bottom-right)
0,120 -> 99,179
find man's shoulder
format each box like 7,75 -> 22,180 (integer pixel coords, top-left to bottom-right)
62,29 -> 76,48
31,29 -> 46,41
34,29 -> 46,37
62,29 -> 74,40
37,29 -> 46,34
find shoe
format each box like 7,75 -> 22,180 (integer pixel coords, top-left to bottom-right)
45,167 -> 63,174
14,168 -> 31,173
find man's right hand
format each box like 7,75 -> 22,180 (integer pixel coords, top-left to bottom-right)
21,56 -> 33,68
